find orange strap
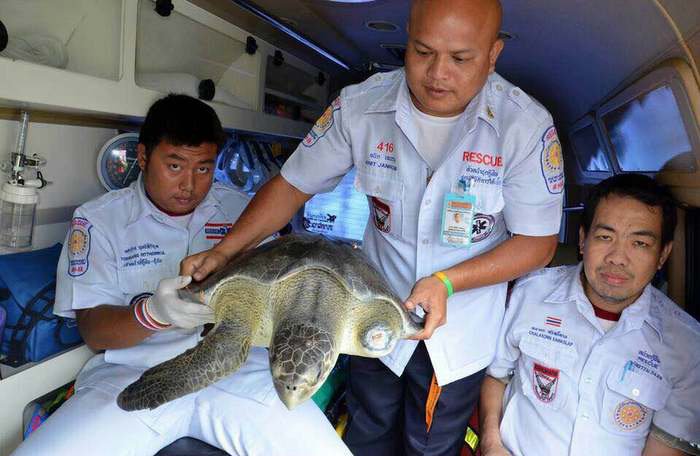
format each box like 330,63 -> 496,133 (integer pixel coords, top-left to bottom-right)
425,373 -> 442,433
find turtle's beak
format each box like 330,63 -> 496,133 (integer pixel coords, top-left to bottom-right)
273,379 -> 307,410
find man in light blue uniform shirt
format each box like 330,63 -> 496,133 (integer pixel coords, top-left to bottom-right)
13,94 -> 350,456
182,0 -> 565,454
480,174 -> 700,456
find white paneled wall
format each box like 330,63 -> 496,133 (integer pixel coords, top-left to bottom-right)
0,119 -> 115,253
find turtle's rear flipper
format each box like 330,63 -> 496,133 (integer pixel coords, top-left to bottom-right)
117,320 -> 250,411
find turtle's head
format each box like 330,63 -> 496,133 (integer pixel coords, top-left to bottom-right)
269,321 -> 337,410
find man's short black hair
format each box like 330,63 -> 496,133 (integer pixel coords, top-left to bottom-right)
139,94 -> 226,156
582,173 -> 677,245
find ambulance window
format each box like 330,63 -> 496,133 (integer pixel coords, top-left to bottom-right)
602,84 -> 695,173
687,209 -> 700,321
303,168 -> 369,241
570,123 -> 610,172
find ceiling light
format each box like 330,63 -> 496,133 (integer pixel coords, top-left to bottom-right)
365,20 -> 399,32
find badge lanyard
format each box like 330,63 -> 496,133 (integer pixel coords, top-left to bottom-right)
440,177 -> 476,248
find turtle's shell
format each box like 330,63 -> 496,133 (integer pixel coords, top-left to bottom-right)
119,233 -> 421,412
183,233 -> 403,309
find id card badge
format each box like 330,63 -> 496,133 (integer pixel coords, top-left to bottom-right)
441,181 -> 476,248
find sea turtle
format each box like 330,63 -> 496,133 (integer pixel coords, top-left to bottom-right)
117,234 -> 422,411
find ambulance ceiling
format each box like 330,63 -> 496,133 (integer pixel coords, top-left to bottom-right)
194,0 -> 700,128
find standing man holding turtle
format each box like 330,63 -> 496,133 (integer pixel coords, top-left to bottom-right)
182,0 -> 564,454
13,94 -> 350,456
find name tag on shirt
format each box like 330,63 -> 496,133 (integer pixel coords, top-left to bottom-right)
441,192 -> 476,248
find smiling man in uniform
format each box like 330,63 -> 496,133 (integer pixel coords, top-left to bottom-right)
181,0 -> 565,454
480,174 -> 700,456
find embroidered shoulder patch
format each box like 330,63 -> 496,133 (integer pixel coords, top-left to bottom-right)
68,217 -> 92,277
540,126 -> 564,194
302,97 -> 341,147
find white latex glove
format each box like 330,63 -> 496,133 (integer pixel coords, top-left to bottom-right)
145,276 -> 215,329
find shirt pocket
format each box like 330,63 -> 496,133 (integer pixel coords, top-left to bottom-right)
517,336 -> 577,411
600,366 -> 671,436
117,263 -> 177,296
471,180 -> 504,215
354,170 -> 405,239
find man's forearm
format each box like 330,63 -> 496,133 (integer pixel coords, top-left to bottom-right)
643,429 -> 691,456
214,175 -> 312,257
445,234 -> 557,292
76,305 -> 152,350
480,375 -> 509,452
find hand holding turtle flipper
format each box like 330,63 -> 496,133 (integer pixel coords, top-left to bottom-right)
144,276 -> 215,329
404,275 -> 448,340
180,248 -> 231,282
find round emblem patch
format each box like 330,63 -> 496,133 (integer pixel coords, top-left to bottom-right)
471,214 -> 495,243
614,399 -> 648,430
69,229 -> 89,256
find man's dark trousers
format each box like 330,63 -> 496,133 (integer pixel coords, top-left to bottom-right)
343,342 -> 486,456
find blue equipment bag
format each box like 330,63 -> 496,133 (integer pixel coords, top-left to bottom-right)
0,243 -> 82,366
0,306 -> 5,352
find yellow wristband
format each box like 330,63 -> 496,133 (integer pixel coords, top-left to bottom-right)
432,271 -> 454,297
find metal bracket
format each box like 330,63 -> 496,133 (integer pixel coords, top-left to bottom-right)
0,20 -> 8,52
246,36 -> 258,55
273,50 -> 284,66
155,0 -> 174,17
198,79 -> 215,101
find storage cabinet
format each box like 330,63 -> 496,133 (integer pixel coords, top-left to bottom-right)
0,0 -> 122,80
135,0 -> 257,110
0,0 -> 327,138
264,54 -> 328,123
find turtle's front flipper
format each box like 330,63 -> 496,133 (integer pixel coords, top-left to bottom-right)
117,319 -> 251,411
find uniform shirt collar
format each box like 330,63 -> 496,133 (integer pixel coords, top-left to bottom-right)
366,69 -> 500,136
545,263 -> 663,340
127,174 -> 225,226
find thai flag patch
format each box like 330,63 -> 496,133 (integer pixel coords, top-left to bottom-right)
545,316 -> 562,327
205,222 -> 233,240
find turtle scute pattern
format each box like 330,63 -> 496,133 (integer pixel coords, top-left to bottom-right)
270,322 -> 335,392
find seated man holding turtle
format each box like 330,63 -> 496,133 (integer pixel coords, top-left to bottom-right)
12,94 -> 350,456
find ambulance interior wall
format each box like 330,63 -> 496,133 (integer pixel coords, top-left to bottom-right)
0,119 -> 114,255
